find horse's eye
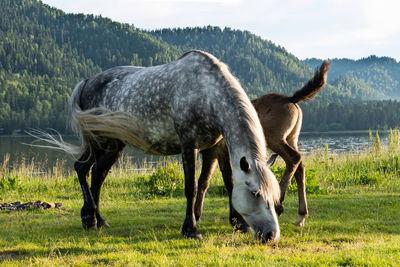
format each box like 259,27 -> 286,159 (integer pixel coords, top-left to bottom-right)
251,189 -> 261,197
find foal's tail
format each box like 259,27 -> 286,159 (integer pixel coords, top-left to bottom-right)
288,61 -> 330,103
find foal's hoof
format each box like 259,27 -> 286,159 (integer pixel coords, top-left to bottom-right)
275,205 -> 284,216
294,215 -> 307,227
81,215 -> 97,230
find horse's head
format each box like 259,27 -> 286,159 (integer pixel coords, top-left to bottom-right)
231,156 -> 280,242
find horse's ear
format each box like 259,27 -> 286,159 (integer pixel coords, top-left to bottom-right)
267,154 -> 278,167
240,156 -> 250,173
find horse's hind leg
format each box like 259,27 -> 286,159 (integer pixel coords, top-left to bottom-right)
195,147 -> 218,221
90,140 -> 125,228
74,147 -> 96,229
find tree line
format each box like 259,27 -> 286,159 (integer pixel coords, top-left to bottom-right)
0,0 -> 399,133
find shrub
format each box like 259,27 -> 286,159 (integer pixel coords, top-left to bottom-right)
148,162 -> 184,196
0,175 -> 22,190
271,166 -> 321,194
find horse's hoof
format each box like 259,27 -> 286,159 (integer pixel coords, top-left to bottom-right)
81,215 -> 97,230
97,220 -> 110,228
275,205 -> 284,216
185,231 -> 203,240
82,222 -> 97,230
230,216 -> 250,232
235,225 -> 251,233
182,227 -> 203,240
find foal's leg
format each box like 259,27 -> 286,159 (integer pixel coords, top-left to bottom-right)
293,161 -> 308,226
215,143 -> 250,232
287,111 -> 308,226
74,147 -> 96,229
90,140 -> 125,228
269,140 -> 301,216
181,144 -> 202,239
195,147 -> 218,221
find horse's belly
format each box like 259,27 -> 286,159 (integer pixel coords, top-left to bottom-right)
135,121 -> 181,155
129,121 -> 222,156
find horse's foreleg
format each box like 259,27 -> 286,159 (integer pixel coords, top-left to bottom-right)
294,161 -> 308,226
195,148 -> 218,221
272,141 -> 301,216
90,141 -> 125,228
74,148 -> 96,229
216,143 -> 250,233
181,145 -> 202,240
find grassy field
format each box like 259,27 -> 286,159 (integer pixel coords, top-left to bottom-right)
0,145 -> 400,266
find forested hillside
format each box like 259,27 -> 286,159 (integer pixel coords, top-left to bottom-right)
150,27 -> 314,99
150,28 -> 393,102
150,28 -> 400,131
0,0 -> 399,133
0,0 -> 179,133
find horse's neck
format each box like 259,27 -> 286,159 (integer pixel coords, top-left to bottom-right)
215,98 -> 266,164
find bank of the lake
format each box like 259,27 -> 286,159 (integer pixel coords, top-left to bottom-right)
0,130 -> 394,173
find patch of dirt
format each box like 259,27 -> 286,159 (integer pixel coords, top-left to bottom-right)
0,201 -> 62,211
0,250 -> 23,260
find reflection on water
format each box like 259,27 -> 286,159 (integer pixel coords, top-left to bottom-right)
298,132 -> 387,154
0,132 -> 389,171
0,135 -> 173,172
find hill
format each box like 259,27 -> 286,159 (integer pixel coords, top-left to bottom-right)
0,0 -> 399,133
0,0 -> 179,132
150,27 -> 314,99
305,56 -> 400,99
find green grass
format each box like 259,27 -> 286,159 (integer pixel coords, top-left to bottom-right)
1,147 -> 400,266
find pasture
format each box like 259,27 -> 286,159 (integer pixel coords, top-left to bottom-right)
0,147 -> 400,266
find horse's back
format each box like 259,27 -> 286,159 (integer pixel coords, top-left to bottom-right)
80,66 -> 144,110
72,51 -> 232,155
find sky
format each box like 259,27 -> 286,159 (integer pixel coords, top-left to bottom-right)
41,0 -> 400,61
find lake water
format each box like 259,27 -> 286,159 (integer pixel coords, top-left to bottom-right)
0,131 -> 388,172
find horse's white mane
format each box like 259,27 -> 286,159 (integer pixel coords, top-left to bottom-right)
184,50 -> 279,203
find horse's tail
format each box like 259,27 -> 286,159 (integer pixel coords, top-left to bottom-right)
288,61 -> 330,103
69,79 -> 88,134
26,80 -> 89,157
73,108 -> 150,152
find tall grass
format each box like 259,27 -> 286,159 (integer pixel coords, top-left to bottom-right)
1,131 -> 399,200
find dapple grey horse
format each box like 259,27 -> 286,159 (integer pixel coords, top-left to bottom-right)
44,50 -> 280,242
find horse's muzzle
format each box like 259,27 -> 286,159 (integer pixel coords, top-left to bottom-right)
255,229 -> 280,243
